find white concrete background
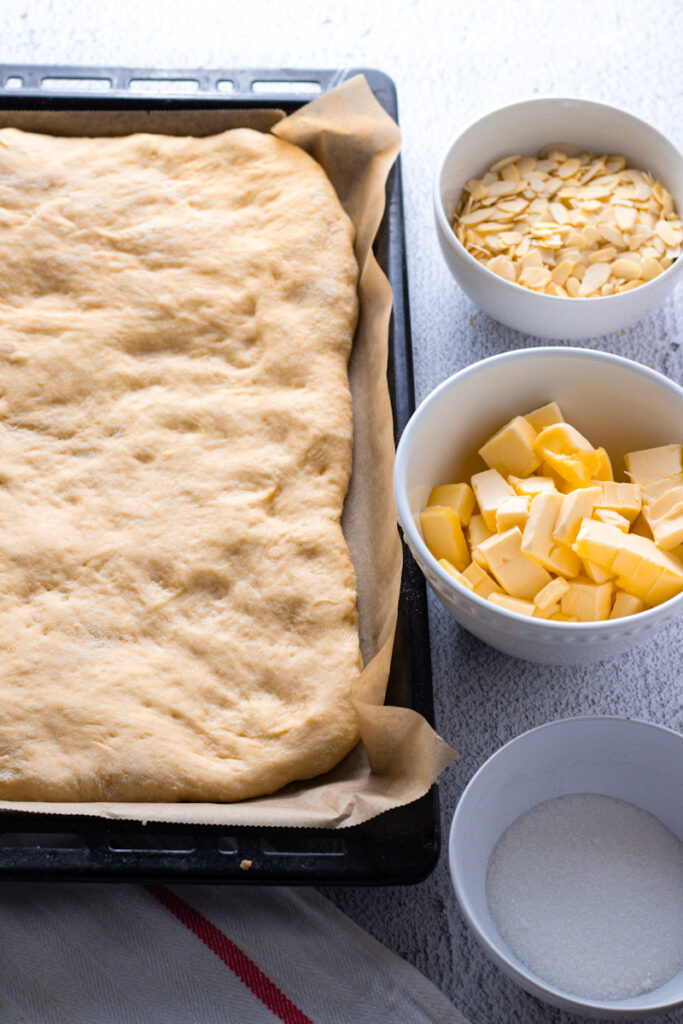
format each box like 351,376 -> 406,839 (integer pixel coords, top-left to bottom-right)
1,2 -> 681,1022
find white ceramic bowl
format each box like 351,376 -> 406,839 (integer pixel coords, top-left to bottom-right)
449,717 -> 683,1018
434,98 -> 683,339
393,346 -> 683,665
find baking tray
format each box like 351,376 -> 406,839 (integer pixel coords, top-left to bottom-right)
0,65 -> 438,883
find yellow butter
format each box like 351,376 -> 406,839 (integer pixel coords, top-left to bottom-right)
419,505 -> 469,570
427,483 -> 475,526
596,481 -> 642,522
642,473 -> 683,506
581,558 -> 615,584
487,592 -> 536,616
534,423 -> 600,487
644,570 -> 683,606
471,469 -> 515,531
467,513 -> 494,569
521,492 -> 581,576
462,561 -> 504,598
532,602 -> 561,619
644,484 -> 683,551
508,474 -> 557,497
533,576 -> 570,611
479,415 -> 541,478
496,495 -> 531,532
561,577 -> 613,621
648,512 -> 683,552
594,508 -> 631,533
609,591 -> 646,618
572,518 -> 624,570
438,558 -> 474,589
625,444 -> 682,485
524,401 -> 564,432
478,526 -> 552,600
522,491 -> 562,560
553,486 -> 601,546
591,447 -> 614,482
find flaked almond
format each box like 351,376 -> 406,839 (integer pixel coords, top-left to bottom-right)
578,262 -> 611,295
611,258 -> 643,280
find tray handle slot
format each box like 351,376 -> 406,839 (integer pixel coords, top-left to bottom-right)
127,78 -> 200,95
0,832 -> 87,850
108,833 -> 195,854
40,76 -> 112,93
250,79 -> 322,96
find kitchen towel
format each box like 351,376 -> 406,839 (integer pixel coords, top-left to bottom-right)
0,882 -> 470,1023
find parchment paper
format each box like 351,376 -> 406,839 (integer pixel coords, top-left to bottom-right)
0,76 -> 455,827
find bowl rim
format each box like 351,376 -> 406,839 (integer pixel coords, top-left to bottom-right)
433,95 -> 683,305
393,346 -> 683,631
448,715 -> 683,1017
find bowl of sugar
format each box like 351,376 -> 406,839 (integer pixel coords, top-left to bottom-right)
449,717 -> 683,1018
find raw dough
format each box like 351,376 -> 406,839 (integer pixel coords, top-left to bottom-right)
0,125 -> 361,801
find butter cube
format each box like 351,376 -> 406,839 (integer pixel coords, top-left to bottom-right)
524,401 -> 564,432
471,469 -> 515,531
534,423 -> 600,487
419,506 -> 469,570
573,519 -> 623,570
618,559 -> 665,602
427,483 -> 475,526
554,486 -> 601,546
509,475 -> 557,497
544,544 -> 582,578
596,482 -> 641,522
540,461 -> 573,494
467,513 -> 494,568
479,416 -> 541,478
478,527 -> 552,600
625,444 -> 682,485
609,592 -> 646,619
496,495 -> 531,532
581,558 -> 615,584
533,576 -> 570,612
642,484 -> 683,550
532,602 -> 561,619
646,483 -> 683,521
594,508 -> 630,532
438,558 -> 474,589
648,512 -> 683,552
642,473 -> 683,506
487,593 -> 536,616
462,561 -> 503,598
522,491 -> 582,576
645,570 -> 683,606
561,577 -> 613,621
591,447 -> 614,482
522,491 -> 562,557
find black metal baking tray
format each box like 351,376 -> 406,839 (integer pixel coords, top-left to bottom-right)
0,65 -> 437,883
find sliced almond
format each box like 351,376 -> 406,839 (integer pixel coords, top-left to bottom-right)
611,258 -> 643,280
579,262 -> 611,296
656,220 -> 679,247
614,205 -> 637,232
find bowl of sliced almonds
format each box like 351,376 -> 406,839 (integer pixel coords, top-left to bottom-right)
434,98 -> 683,339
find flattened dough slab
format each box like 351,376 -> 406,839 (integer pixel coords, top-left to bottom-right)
0,125 -> 361,801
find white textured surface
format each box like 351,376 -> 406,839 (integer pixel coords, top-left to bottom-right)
1,2 -> 682,1023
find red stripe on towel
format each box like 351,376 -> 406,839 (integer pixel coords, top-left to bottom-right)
147,884 -> 315,1024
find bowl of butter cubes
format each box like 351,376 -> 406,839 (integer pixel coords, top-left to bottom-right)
393,346 -> 683,664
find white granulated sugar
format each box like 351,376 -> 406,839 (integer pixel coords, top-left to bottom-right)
486,794 -> 683,1001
